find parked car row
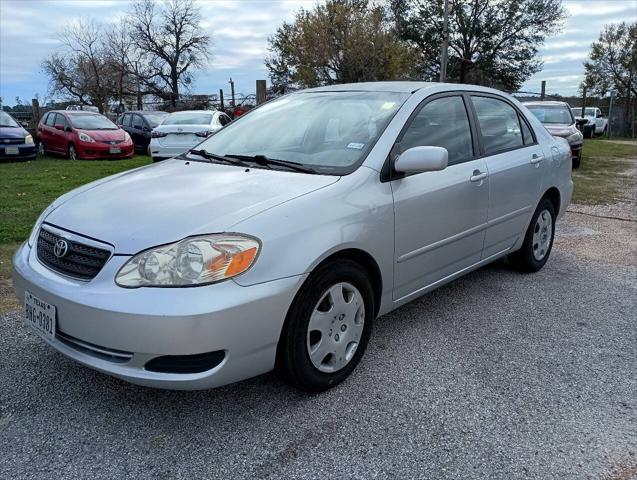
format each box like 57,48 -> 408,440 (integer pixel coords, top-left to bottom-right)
26,107 -> 234,162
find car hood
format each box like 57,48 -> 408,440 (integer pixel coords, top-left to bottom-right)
0,126 -> 27,138
44,159 -> 339,253
79,129 -> 127,142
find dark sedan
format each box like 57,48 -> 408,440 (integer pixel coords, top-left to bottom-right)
116,111 -> 168,154
0,111 -> 36,162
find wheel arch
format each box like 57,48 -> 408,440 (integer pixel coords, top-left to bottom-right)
302,247 -> 383,318
542,186 -> 561,217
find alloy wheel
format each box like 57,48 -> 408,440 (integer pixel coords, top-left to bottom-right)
69,145 -> 77,160
306,282 -> 365,373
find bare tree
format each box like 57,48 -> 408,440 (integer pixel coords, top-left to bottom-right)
129,0 -> 212,108
42,19 -> 115,112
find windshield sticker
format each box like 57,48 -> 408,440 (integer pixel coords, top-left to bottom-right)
380,102 -> 396,110
347,142 -> 365,150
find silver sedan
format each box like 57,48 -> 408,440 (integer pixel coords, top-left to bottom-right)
13,82 -> 573,391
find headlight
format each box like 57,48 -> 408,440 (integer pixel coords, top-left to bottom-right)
124,132 -> 131,142
115,234 -> 260,287
25,134 -> 34,145
78,132 -> 95,143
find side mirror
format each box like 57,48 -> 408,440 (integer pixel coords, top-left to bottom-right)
65,126 -> 72,133
394,146 -> 448,173
54,124 -> 64,131
596,112 -> 603,118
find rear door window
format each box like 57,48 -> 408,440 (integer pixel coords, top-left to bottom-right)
399,95 -> 474,166
132,114 -> 144,129
471,96 -> 525,155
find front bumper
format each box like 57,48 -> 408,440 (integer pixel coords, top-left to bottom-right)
77,142 -> 135,160
12,242 -> 306,389
0,144 -> 36,162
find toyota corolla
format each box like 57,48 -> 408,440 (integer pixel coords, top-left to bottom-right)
13,82 -> 572,391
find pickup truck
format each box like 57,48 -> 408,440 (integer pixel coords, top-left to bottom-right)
571,106 -> 608,138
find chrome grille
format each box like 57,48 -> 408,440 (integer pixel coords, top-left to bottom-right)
0,138 -> 24,145
37,228 -> 111,280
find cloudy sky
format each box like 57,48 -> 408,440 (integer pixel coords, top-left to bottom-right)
1,0 -> 636,106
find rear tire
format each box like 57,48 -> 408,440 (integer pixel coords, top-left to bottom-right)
276,259 -> 374,392
508,198 -> 556,273
572,151 -> 581,169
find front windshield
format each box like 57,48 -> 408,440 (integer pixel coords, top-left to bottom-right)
572,108 -> 595,117
69,114 -> 117,130
527,105 -> 574,124
194,91 -> 408,174
162,112 -> 213,125
0,111 -> 20,127
143,113 -> 167,127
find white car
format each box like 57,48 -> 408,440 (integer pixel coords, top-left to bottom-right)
149,110 -> 232,162
571,107 -> 608,138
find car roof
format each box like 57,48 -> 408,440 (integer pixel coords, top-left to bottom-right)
523,101 -> 571,107
50,110 -> 101,115
125,110 -> 168,115
167,110 -> 217,114
302,81 -> 438,93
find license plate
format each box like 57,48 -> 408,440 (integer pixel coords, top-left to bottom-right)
109,147 -> 121,154
24,291 -> 56,342
5,146 -> 19,155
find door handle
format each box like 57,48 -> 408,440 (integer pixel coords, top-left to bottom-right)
530,153 -> 544,164
470,170 -> 488,182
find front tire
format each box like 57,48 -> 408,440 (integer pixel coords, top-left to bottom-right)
37,140 -> 45,157
508,198 -> 556,273
68,144 -> 78,160
572,150 -> 581,169
276,259 -> 375,392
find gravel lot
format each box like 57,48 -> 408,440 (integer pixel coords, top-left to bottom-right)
1,214 -> 636,480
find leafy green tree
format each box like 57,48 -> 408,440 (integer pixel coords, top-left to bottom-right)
266,0 -> 419,91
583,22 -> 637,136
583,22 -> 637,98
391,0 -> 567,91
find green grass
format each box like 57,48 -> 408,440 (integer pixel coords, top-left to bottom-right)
1,156 -> 151,243
572,139 -> 636,204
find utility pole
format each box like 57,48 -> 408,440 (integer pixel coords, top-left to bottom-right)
219,89 -> 225,112
256,80 -> 267,105
439,0 -> 450,82
229,78 -> 236,108
581,86 -> 587,118
608,90 -> 614,139
540,81 -> 546,101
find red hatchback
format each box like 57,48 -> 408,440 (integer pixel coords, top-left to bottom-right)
37,111 -> 134,160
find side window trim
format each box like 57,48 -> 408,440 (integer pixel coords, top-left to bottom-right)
468,93 -> 538,157
381,92 -> 478,182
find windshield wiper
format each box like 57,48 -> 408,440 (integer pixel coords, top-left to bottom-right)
188,149 -> 250,167
226,154 -> 317,174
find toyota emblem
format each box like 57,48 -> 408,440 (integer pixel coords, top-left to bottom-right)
53,239 -> 69,258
